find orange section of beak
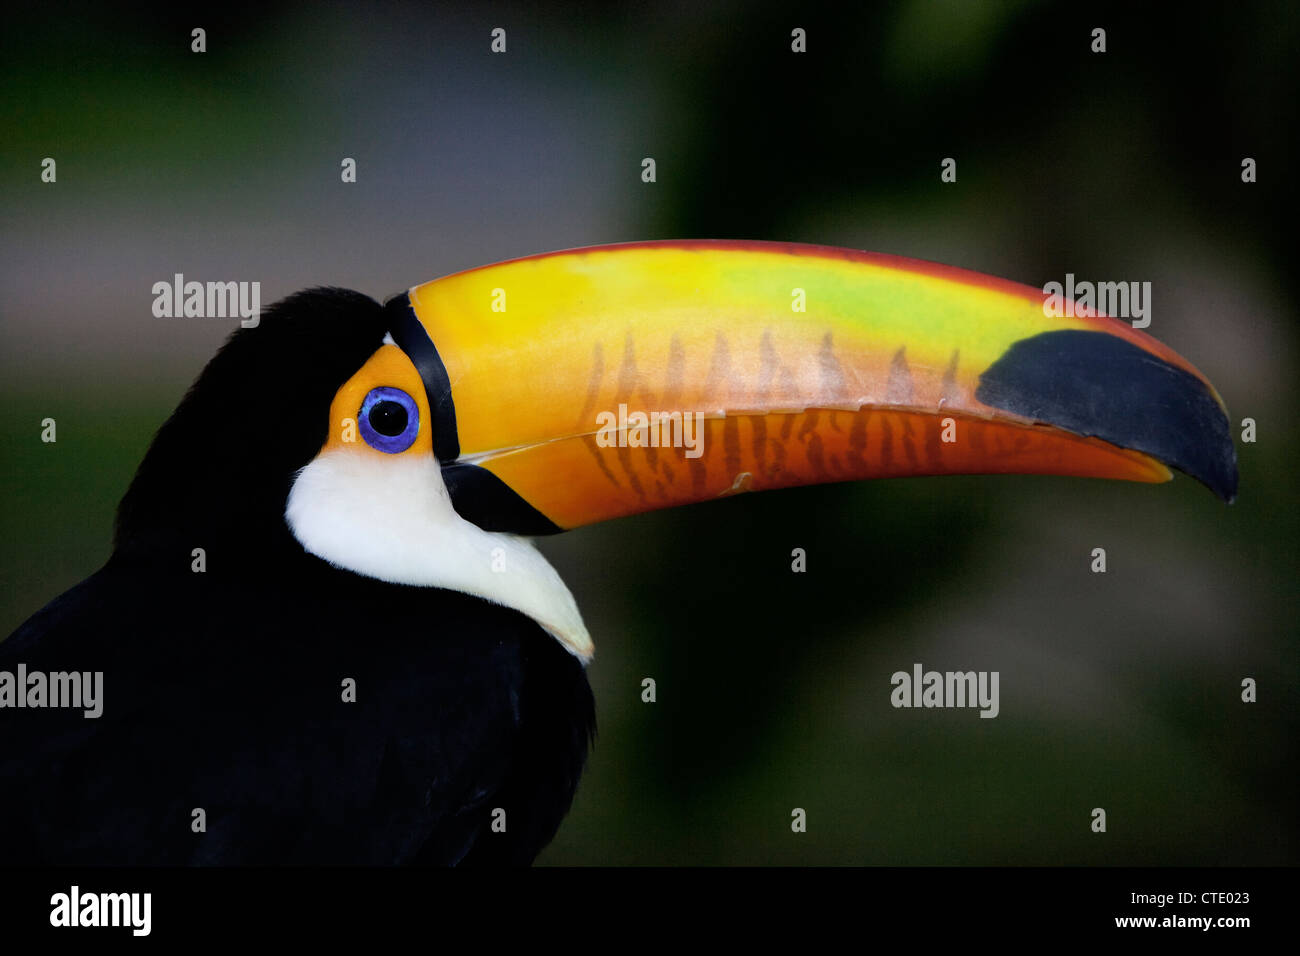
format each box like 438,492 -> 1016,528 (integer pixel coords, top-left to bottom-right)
475,409 -> 1171,529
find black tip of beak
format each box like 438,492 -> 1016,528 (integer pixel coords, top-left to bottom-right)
975,330 -> 1239,503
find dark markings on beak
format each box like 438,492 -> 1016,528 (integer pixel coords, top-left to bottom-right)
975,330 -> 1238,502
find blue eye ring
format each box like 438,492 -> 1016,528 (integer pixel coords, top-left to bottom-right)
358,387 -> 420,454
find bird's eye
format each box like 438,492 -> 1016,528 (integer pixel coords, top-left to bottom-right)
358,387 -> 419,453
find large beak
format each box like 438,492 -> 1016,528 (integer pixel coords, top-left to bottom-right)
384,240 -> 1237,534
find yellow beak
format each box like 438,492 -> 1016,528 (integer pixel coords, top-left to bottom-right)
386,240 -> 1236,533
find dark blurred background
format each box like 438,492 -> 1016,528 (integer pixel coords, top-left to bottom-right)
2,0 -> 1295,864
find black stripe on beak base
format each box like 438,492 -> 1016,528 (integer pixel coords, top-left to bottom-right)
385,294 -> 460,463
383,293 -> 562,535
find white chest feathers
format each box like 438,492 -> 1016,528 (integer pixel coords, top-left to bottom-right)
285,449 -> 592,662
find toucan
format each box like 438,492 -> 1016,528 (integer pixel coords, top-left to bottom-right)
0,240 -> 1236,865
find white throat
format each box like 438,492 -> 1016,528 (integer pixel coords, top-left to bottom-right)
284,449 -> 592,662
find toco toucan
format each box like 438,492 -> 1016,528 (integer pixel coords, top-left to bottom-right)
0,240 -> 1237,864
